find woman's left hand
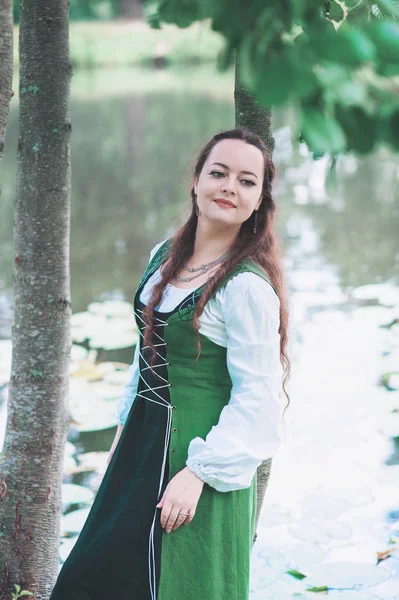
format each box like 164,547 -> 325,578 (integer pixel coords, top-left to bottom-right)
156,466 -> 205,533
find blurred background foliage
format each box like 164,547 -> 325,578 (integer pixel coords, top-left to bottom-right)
13,0 -> 142,22
146,0 -> 399,157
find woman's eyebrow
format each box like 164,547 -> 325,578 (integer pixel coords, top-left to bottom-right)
211,162 -> 258,179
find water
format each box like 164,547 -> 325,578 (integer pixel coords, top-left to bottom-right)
0,65 -> 398,599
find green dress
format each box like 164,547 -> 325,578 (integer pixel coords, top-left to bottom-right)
49,237 -> 277,600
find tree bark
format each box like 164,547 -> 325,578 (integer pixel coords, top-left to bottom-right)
0,1 -> 72,598
0,0 -> 13,175
234,52 -> 275,545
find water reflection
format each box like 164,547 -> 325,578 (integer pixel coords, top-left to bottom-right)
1,69 -> 398,315
0,66 -> 398,598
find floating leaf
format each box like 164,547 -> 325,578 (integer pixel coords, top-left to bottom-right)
61,507 -> 91,534
87,300 -> 133,319
306,585 -> 329,592
377,544 -> 398,562
62,483 -> 94,507
66,451 -> 109,475
287,569 -> 307,580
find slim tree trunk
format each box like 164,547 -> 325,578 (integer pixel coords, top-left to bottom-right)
0,0 -> 13,175
0,1 -> 72,597
234,52 -> 275,545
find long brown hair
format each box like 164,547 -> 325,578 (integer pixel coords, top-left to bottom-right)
142,128 -> 290,415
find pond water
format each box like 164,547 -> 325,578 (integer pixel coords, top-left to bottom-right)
0,65 -> 398,599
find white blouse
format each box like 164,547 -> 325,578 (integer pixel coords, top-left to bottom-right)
116,241 -> 284,492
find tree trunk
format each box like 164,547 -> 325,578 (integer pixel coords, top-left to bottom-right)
0,0 -> 13,175
0,1 -> 72,598
116,0 -> 143,19
234,52 -> 275,545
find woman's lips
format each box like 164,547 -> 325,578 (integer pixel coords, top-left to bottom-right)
214,200 -> 236,209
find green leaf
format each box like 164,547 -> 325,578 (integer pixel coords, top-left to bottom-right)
238,37 -> 259,92
346,3 -> 369,23
311,26 -> 376,65
294,31 -> 310,47
306,585 -> 330,592
377,62 -> 399,76
375,0 -> 399,18
343,0 -> 361,7
288,0 -> 310,20
19,592 -> 34,597
157,0 -> 198,28
366,21 -> 399,63
250,45 -> 318,107
287,569 -> 307,580
255,54 -> 297,105
335,105 -> 377,153
329,0 -> 345,21
145,12 -> 162,29
300,107 -> 347,155
381,108 -> 399,151
217,40 -> 236,71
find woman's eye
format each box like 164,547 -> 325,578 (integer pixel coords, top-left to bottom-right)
210,171 -> 255,187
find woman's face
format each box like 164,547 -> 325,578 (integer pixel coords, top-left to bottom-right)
194,139 -> 264,229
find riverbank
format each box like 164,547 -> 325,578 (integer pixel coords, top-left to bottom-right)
12,20 -> 224,69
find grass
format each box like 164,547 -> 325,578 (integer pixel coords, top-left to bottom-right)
13,19 -> 225,69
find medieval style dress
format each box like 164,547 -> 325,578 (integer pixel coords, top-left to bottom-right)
49,237 -> 283,600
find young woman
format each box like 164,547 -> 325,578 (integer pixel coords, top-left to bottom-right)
49,128 -> 290,600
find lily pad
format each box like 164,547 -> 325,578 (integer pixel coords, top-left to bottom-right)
71,344 -> 89,361
61,507 -> 91,534
352,283 -> 399,307
0,339 -> 12,386
71,308 -> 138,350
304,561 -> 392,589
63,453 -> 78,473
59,536 -> 79,563
65,451 -> 109,475
376,411 -> 399,438
87,300 -> 133,318
68,378 -> 120,431
62,483 -> 94,507
64,441 -> 76,458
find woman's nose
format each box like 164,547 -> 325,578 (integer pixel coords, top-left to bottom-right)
221,177 -> 237,194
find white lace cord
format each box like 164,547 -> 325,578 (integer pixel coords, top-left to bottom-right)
134,308 -> 172,407
134,307 -> 173,600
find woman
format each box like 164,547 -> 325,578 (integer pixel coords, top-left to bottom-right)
49,128 -> 290,600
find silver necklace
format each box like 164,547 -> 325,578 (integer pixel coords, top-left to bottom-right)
176,249 -> 233,283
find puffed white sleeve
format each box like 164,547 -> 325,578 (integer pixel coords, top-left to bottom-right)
116,341 -> 140,426
115,239 -> 166,426
186,272 -> 284,492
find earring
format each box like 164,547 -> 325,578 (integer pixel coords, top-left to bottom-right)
253,210 -> 258,234
194,192 -> 199,216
